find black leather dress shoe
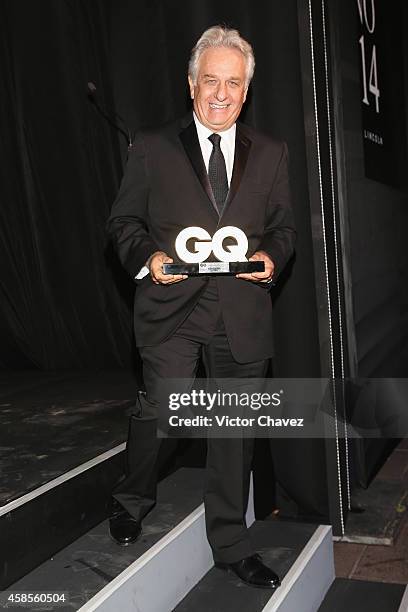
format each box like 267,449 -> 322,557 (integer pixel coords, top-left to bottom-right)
109,501 -> 142,546
217,554 -> 281,589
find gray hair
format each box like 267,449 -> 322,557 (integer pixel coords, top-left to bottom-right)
188,25 -> 255,87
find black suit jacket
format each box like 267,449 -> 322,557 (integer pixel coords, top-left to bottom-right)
107,113 -> 296,363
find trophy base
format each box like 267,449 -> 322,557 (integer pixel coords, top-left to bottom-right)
163,261 -> 265,276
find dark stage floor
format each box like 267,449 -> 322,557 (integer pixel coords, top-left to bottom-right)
0,371 -> 138,507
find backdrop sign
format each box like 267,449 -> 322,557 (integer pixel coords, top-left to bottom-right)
356,0 -> 407,187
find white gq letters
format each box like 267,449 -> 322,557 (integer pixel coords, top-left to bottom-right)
175,226 -> 249,263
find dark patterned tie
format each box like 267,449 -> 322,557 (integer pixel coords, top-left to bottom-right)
208,133 -> 228,215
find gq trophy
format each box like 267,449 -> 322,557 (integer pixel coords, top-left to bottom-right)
163,226 -> 265,276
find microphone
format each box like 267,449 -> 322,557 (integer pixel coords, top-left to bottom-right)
87,82 -> 132,148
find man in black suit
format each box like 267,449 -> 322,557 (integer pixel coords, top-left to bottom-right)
107,25 -> 295,589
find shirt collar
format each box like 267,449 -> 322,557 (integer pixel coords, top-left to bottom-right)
193,112 -> 236,147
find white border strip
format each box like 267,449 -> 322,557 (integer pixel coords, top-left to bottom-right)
261,525 -> 334,612
0,443 -> 126,516
397,585 -> 408,612
78,504 -> 209,612
339,534 -> 393,546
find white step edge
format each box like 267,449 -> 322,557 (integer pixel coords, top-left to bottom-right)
261,525 -> 334,612
78,475 -> 255,612
78,504 -> 211,612
0,443 -> 126,517
398,585 -> 408,612
337,533 -> 393,546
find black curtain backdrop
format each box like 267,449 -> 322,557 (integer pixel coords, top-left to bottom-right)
0,0 -> 321,376
1,0 -> 329,519
0,0 -> 132,369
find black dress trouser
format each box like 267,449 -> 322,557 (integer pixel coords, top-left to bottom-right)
113,279 -> 268,563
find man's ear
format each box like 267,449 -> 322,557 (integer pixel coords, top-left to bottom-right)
188,75 -> 195,99
243,87 -> 248,103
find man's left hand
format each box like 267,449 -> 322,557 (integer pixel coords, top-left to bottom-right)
236,250 -> 275,283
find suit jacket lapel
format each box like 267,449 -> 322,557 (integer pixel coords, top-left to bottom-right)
178,116 -> 219,217
222,124 -> 251,218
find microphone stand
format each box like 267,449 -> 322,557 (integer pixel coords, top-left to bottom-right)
87,82 -> 133,149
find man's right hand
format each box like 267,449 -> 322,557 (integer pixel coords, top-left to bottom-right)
148,251 -> 187,285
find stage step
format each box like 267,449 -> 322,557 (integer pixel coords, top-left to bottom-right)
0,443 -> 126,589
318,578 -> 407,612
6,466 -> 334,612
174,522 -> 334,612
7,468 -> 207,610
0,371 -> 139,588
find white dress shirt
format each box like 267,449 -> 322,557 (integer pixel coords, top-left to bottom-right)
135,115 -> 236,279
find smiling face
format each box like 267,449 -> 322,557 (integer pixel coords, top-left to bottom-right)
188,46 -> 248,132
